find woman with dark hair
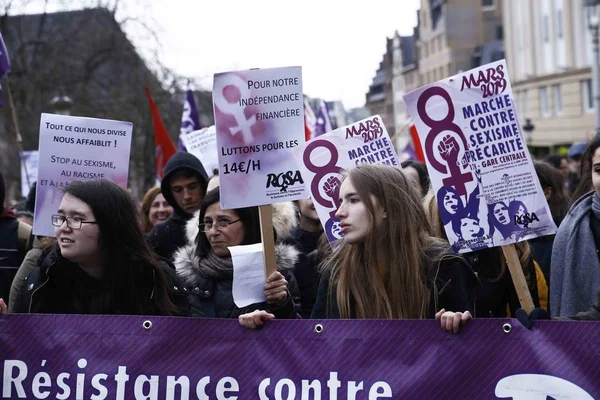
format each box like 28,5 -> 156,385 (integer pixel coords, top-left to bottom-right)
529,161 -> 570,285
401,160 -> 430,198
174,187 -> 301,319
141,186 -> 173,232
488,201 -> 516,241
436,186 -> 464,229
551,133 -> 600,317
7,179 -> 187,315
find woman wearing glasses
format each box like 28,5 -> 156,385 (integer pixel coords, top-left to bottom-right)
7,179 -> 188,315
174,187 -> 301,319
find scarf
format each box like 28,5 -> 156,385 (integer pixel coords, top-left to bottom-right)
550,191 -> 600,317
197,251 -> 234,280
0,206 -> 15,219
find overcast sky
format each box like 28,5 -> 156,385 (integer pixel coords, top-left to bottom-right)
17,0 -> 421,109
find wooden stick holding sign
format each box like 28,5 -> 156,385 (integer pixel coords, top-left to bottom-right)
259,204 -> 277,277
501,244 -> 535,314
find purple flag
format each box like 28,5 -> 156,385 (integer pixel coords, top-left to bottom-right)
314,99 -> 333,136
178,81 -> 201,151
0,32 -> 12,107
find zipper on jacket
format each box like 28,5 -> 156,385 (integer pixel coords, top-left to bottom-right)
28,260 -> 54,313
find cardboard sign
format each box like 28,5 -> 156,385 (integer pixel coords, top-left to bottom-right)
180,126 -> 218,178
20,150 -> 38,197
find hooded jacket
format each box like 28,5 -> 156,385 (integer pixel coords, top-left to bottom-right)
148,152 -> 209,261
174,205 -> 302,319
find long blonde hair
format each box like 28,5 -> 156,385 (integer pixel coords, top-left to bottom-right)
322,165 -> 449,319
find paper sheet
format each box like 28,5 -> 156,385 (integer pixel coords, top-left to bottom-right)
230,243 -> 266,308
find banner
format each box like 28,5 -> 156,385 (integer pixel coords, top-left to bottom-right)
213,66 -> 306,209
403,60 -> 556,253
0,316 -> 598,399
295,115 -> 399,242
180,126 -> 218,178
33,114 -> 133,237
20,150 -> 38,198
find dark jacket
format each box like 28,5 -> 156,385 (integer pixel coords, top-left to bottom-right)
15,246 -> 190,315
528,235 -> 554,287
8,237 -> 45,312
311,255 -> 477,319
174,241 -> 302,319
463,247 -> 540,318
148,152 -> 209,261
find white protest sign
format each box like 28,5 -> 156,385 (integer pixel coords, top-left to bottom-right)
180,126 -> 218,178
213,66 -> 307,209
230,243 -> 267,308
20,150 -> 39,197
403,59 -> 557,253
295,115 -> 400,243
33,113 -> 133,237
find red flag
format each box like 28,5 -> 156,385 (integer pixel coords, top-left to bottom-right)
304,98 -> 316,141
144,87 -> 177,180
409,124 -> 426,163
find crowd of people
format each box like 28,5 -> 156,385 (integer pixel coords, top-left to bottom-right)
1,138 -> 600,332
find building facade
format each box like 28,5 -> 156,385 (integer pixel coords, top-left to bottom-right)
504,0 -> 595,150
365,38 -> 395,135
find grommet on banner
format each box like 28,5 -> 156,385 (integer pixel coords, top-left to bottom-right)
142,320 -> 153,330
502,323 -> 512,334
314,324 -> 324,334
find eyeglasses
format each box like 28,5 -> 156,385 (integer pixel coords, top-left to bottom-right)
51,214 -> 98,230
198,219 -> 240,232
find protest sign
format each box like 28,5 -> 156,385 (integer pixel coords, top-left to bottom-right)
213,66 -> 306,209
403,60 -> 557,254
20,150 -> 38,197
295,115 -> 399,242
180,126 -> 218,178
33,113 -> 133,237
1,315 -> 598,399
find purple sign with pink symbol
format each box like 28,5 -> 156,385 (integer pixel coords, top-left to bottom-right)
213,66 -> 307,209
403,60 -> 557,253
294,116 -> 400,243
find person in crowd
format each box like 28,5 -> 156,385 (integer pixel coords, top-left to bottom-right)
174,187 -> 301,319
289,198 -> 324,318
0,172 -> 32,311
14,210 -> 33,226
544,154 -> 570,182
8,237 -> 52,312
568,142 -> 587,196
240,165 -> 476,333
148,152 -> 209,261
424,191 -> 543,318
551,133 -> 600,317
4,179 -> 188,315
401,160 -> 430,198
141,186 -> 173,232
529,161 -> 570,285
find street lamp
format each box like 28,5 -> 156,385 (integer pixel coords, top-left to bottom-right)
585,0 -> 600,130
522,118 -> 535,144
49,94 -> 73,115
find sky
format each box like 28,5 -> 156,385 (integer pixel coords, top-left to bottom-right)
15,0 -> 421,109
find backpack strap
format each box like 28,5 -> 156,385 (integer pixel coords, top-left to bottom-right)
17,222 -> 32,253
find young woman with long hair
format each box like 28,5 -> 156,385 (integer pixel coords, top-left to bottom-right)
6,179 -> 187,315
141,186 -> 173,232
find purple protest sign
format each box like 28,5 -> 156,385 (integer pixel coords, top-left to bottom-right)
0,315 -> 598,399
403,60 -> 557,253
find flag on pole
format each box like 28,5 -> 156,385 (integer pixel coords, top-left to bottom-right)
314,99 -> 333,137
144,87 -> 177,181
409,124 -> 425,163
178,81 -> 201,151
304,98 -> 316,141
0,32 -> 12,107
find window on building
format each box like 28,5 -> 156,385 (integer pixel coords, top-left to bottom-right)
522,90 -> 528,117
482,0 -> 495,8
557,10 -> 563,39
543,15 -> 550,42
582,79 -> 594,113
553,84 -> 562,114
540,87 -> 549,117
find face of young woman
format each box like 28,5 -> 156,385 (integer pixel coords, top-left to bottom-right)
55,193 -> 101,266
148,193 -> 173,226
335,178 -> 385,244
204,203 -> 246,257
298,198 -> 319,221
592,148 -> 600,198
443,191 -> 459,214
493,203 -> 509,225
460,217 -> 481,240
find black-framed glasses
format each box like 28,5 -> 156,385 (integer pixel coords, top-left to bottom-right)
198,219 -> 241,232
51,214 -> 98,230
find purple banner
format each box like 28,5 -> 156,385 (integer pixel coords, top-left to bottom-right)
1,316 -> 598,399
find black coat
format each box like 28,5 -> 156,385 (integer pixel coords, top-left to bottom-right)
311,256 -> 477,319
175,242 -> 302,319
0,218 -> 29,304
463,247 -> 540,318
16,247 -> 190,315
